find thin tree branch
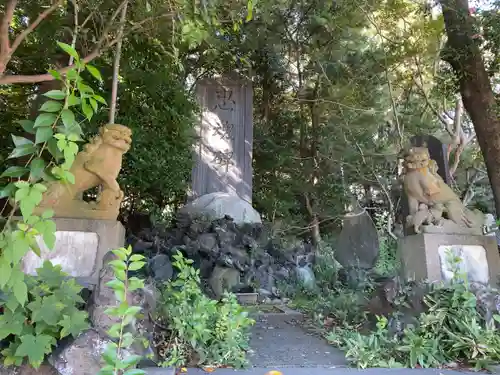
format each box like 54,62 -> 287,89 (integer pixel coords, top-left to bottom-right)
0,0 -> 18,75
9,0 -> 64,57
0,12 -> 172,85
109,0 -> 128,124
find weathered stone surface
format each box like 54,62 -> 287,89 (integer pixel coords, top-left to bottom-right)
438,245 -> 490,284
336,210 -> 379,269
49,329 -> 134,375
22,231 -> 98,277
209,265 -> 241,298
21,218 -> 125,286
148,254 -> 173,282
0,364 -> 57,375
398,233 -> 500,285
179,192 -> 262,224
191,75 -> 253,203
34,124 -> 132,221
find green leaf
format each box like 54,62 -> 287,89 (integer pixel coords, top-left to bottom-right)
89,97 -> 98,112
0,258 -> 12,288
43,90 -> 65,100
29,158 -> 46,181
39,100 -> 63,113
14,334 -> 54,368
67,94 -> 81,107
59,311 -> 89,338
128,261 -> 146,271
17,120 -> 35,134
8,144 -> 37,159
105,279 -> 125,291
129,254 -> 145,262
13,280 -> 28,306
61,109 -> 76,130
246,0 -> 253,22
57,42 -> 79,60
35,127 -> 54,144
0,166 -> 28,178
0,309 -> 25,340
41,209 -> 54,219
122,361 -> 146,372
93,95 -> 107,105
111,249 -> 127,261
86,65 -> 103,81
11,135 -> 33,147
109,260 -> 127,271
81,99 -> 93,120
0,183 -> 16,198
34,112 -> 57,128
48,70 -> 62,80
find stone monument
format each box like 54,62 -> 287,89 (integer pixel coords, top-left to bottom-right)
191,75 -> 253,203
22,123 -> 131,286
398,146 -> 500,284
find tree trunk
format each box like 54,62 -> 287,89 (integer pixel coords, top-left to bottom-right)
439,0 -> 500,214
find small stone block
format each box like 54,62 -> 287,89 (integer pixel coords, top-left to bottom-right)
398,233 -> 500,285
21,218 -> 125,286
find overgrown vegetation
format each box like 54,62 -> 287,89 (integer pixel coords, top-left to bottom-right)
156,251 -> 255,369
99,246 -> 148,375
291,244 -> 500,370
0,261 -> 89,368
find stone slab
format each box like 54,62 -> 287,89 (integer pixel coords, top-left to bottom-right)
398,233 -> 500,284
21,218 -> 125,286
155,368 -> 498,374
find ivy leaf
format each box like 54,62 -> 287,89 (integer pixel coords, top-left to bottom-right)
31,295 -> 63,326
57,42 -> 79,61
0,309 -> 25,340
39,100 -> 63,113
86,64 -> 103,81
0,166 -> 29,178
43,90 -> 65,100
35,127 -> 54,144
14,334 -> 54,369
34,113 -> 57,128
34,261 -> 65,288
59,311 -> 89,339
17,120 -> 35,135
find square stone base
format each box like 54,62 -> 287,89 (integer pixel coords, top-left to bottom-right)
398,233 -> 500,285
22,218 -> 125,286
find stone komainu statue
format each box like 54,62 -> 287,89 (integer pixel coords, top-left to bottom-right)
34,124 -> 132,220
402,146 -> 485,234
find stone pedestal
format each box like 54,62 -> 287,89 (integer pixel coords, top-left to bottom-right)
398,233 -> 500,285
21,218 -> 125,286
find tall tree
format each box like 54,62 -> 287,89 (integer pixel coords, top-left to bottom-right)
439,0 -> 500,214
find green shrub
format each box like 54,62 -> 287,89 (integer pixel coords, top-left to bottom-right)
0,261 -> 89,368
157,251 -> 255,369
325,249 -> 500,370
